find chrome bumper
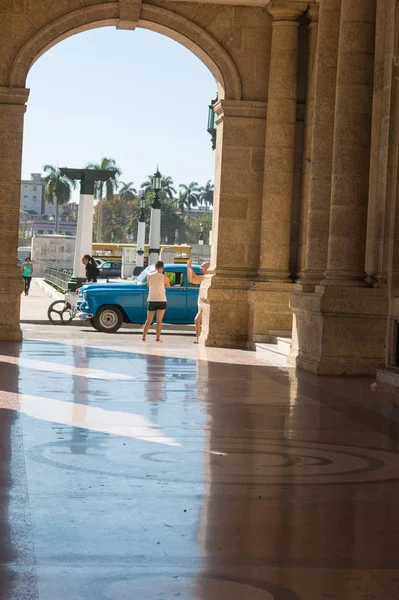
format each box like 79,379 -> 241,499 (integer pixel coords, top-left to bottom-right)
76,311 -> 94,320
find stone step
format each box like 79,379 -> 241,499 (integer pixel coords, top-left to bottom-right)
255,335 -> 292,360
376,367 -> 399,387
268,336 -> 292,355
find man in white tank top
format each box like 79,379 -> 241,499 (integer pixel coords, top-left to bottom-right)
142,260 -> 171,342
187,257 -> 210,343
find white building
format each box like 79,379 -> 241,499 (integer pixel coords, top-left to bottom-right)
20,173 -> 55,216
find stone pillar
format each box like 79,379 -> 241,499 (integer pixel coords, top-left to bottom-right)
323,0 -> 376,285
200,100 -> 267,348
0,87 -> 29,341
249,1 -> 307,342
296,5 -> 320,280
291,0 -> 388,375
258,0 -> 308,282
298,0 -> 341,288
365,0 -> 396,287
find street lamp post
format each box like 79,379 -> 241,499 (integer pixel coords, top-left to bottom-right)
148,168 -> 162,265
59,168 -> 116,289
136,194 -> 146,271
199,222 -> 204,245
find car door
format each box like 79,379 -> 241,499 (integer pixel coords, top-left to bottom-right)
99,261 -> 112,278
111,262 -> 122,278
164,269 -> 187,323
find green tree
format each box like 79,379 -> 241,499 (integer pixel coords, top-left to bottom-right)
86,157 -> 121,242
179,182 -> 199,218
43,164 -> 76,234
185,213 -> 213,244
119,181 -> 137,229
94,193 -> 137,243
198,180 -> 214,212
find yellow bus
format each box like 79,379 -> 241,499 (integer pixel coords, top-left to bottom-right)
91,243 -> 191,264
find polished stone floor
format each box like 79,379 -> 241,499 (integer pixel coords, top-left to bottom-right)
1,323 -> 399,599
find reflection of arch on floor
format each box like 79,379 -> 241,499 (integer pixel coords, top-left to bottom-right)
9,3 -> 241,101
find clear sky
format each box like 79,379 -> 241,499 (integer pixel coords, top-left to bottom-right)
22,27 -> 217,200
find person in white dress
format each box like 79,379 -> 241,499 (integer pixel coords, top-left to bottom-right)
142,261 -> 170,342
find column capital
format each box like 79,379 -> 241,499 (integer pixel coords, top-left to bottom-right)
307,4 -> 319,24
267,1 -> 309,21
214,99 -> 267,120
0,87 -> 29,112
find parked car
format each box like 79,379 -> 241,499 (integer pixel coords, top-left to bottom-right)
97,260 -> 122,279
76,263 -> 201,332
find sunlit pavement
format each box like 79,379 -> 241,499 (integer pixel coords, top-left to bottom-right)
1,317 -> 399,598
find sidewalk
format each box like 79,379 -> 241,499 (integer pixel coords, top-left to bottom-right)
20,278 -> 63,323
20,278 -> 195,333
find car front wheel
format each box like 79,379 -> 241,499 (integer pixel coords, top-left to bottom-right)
93,306 -> 123,333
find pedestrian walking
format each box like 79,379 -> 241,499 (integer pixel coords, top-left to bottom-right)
81,255 -> 99,283
21,257 -> 33,296
142,261 -> 170,342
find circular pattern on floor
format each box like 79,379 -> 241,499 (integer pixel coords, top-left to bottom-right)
78,574 -> 301,599
27,438 -> 399,486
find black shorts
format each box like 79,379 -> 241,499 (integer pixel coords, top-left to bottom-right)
148,301 -> 167,312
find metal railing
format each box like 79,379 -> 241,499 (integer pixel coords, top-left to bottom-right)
44,267 -> 73,293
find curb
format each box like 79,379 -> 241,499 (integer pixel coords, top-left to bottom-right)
34,278 -> 64,301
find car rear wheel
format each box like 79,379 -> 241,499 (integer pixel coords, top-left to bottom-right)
93,306 -> 123,333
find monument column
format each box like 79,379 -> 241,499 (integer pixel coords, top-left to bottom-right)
291,0 -> 388,375
0,87 -> 29,341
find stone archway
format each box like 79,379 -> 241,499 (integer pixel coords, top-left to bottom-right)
0,0 -> 271,345
9,4 -> 241,100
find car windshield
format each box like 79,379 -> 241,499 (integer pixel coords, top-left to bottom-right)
136,265 -> 155,284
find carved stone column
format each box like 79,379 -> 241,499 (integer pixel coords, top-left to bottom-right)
0,87 -> 29,341
258,0 -> 308,282
323,0 -> 376,285
248,0 -> 307,342
291,0 -> 388,375
297,5 -> 319,279
201,100 -> 267,348
297,0 -> 341,288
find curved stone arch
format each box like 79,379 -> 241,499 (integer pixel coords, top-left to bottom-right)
9,3 -> 241,100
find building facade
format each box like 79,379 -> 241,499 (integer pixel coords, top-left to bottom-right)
20,173 -> 46,215
1,0 -> 398,377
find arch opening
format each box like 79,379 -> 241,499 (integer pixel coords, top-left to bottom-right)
9,4 -> 241,101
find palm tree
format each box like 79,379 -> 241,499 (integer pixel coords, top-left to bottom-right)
179,182 -> 199,218
86,157 -> 121,242
161,175 -> 176,200
198,180 -> 214,212
119,181 -> 137,229
43,165 -> 76,234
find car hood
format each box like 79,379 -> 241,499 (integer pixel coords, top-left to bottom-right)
81,282 -> 146,293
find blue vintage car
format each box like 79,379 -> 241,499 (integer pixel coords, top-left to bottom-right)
76,263 -> 201,332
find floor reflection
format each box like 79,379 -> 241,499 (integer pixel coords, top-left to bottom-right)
0,335 -> 399,598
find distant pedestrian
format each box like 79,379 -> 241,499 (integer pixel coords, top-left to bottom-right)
81,255 -> 99,283
187,257 -> 210,343
21,257 -> 33,296
142,261 -> 170,342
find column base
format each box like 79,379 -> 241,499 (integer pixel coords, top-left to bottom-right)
290,285 -> 389,375
200,273 -> 253,349
0,267 -> 23,341
248,281 -> 293,343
